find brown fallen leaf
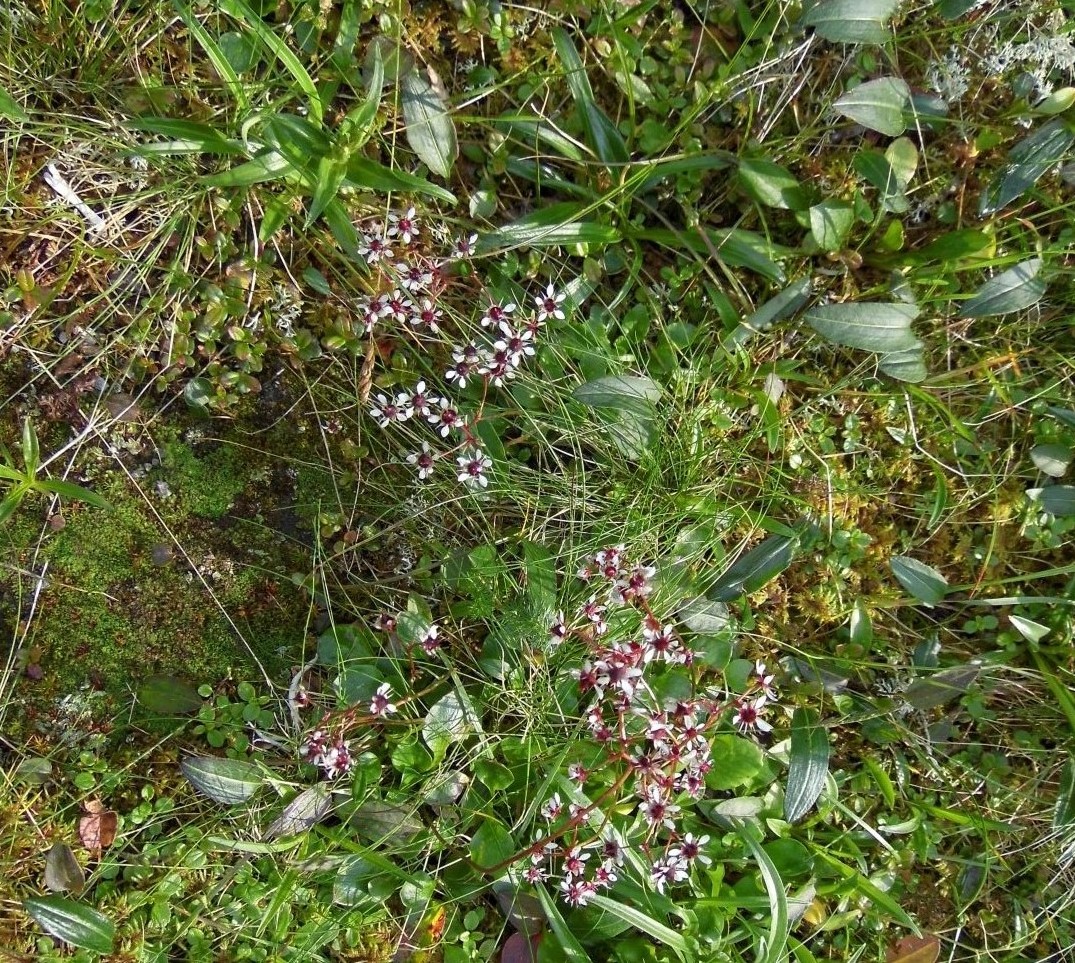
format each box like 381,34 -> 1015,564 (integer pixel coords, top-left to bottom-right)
887,935 -> 941,963
78,799 -> 117,852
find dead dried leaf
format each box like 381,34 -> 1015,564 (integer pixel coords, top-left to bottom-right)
78,801 -> 117,851
887,935 -> 940,963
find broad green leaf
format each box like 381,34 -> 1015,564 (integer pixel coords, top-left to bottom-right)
219,0 -> 323,125
587,895 -> 692,962
979,119 -> 1075,216
474,758 -> 513,791
23,896 -> 115,953
738,156 -> 809,210
344,156 -> 456,204
469,818 -> 515,871
572,375 -> 661,417
853,150 -> 908,212
890,555 -> 948,604
904,664 -> 980,710
551,28 -> 629,165
181,756 -> 264,805
338,41 -> 383,146
1055,757 -> 1075,829
723,277 -> 813,350
784,707 -> 830,823
1037,87 -> 1075,115
126,117 -> 243,154
264,784 -> 335,839
422,691 -> 475,759
886,137 -> 919,189
218,29 -> 259,73
307,156 -> 349,226
400,68 -> 458,179
805,302 -> 920,353
0,84 -> 27,121
1008,614 -> 1049,644
834,77 -> 910,136
705,735 -> 766,790
482,202 -> 620,249
0,490 -> 27,526
203,150 -> 294,188
878,344 -> 928,383
1033,484 -> 1075,515
801,0 -> 899,44
958,258 -> 1046,318
633,226 -> 788,282
35,478 -> 112,509
492,113 -> 586,162
44,842 -> 85,895
907,229 -> 993,264
811,849 -> 918,929
21,417 -> 39,471
710,534 -> 797,602
1031,443 -> 1071,478
136,675 -> 203,715
809,200 -> 854,252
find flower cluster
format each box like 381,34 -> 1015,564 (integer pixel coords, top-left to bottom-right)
356,207 -> 566,492
524,546 -> 780,905
301,729 -> 353,779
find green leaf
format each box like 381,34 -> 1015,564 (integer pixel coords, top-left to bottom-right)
710,534 -> 796,602
1032,485 -> 1075,515
853,150 -> 908,212
0,490 -> 26,526
522,541 -> 557,612
127,117 -> 243,155
572,375 -> 661,417
0,84 -> 28,121
307,156 -> 349,226
35,478 -> 111,509
44,842 -> 85,895
723,277 -> 813,350
175,2 -> 249,113
907,229 -> 993,264
958,257 -> 1046,318
805,302 -> 920,353
738,156 -> 809,210
1008,614 -> 1050,644
801,0 -> 899,44
811,849 -> 918,930
339,40 -> 383,146
587,895 -> 692,962
886,136 -> 919,189
784,708 -> 830,823
551,28 -> 629,165
834,77 -> 910,136
536,884 -> 594,963
1031,443 -> 1071,478
400,68 -> 458,179
344,156 -> 456,204
482,202 -> 620,249
181,756 -> 264,805
21,417 -> 39,472
1054,757 -> 1075,829
889,555 -> 948,604
737,829 -> 790,963
705,735 -> 766,790
877,344 -> 928,383
809,200 -> 854,252
422,691 -> 475,759
469,818 -> 514,871
203,150 -> 294,188
264,784 -> 335,840
904,664 -> 980,710
23,896 -> 115,953
136,675 -> 203,715
219,0 -> 323,125
632,226 -> 787,282
474,758 -> 513,791
979,119 -> 1075,216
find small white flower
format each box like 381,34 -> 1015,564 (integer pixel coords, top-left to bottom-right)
481,299 -> 516,328
369,392 -> 409,427
732,695 -> 772,734
358,227 -> 392,265
428,398 -> 462,437
370,683 -> 397,716
457,447 -> 492,488
451,233 -> 478,259
387,206 -> 419,244
410,298 -> 442,333
406,441 -> 436,480
540,793 -> 563,821
418,624 -> 441,655
534,283 -> 566,322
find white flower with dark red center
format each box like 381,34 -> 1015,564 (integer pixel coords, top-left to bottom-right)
494,322 -> 536,366
418,624 -> 441,655
457,447 -> 492,489
639,786 -> 680,830
650,853 -> 688,894
409,297 -> 442,333
563,845 -> 590,876
561,878 -> 596,907
322,738 -> 353,778
647,715 -> 673,748
358,229 -> 392,265
381,290 -> 411,324
613,563 -> 656,604
374,613 -> 397,633
593,865 -> 618,888
600,834 -> 626,868
754,660 -> 778,701
398,260 -> 433,292
670,832 -> 711,867
522,864 -> 546,884
641,624 -> 676,663
387,206 -> 418,244
678,769 -> 706,798
579,596 -> 608,635
398,380 -> 433,418
534,283 -> 566,322
732,695 -> 772,734
406,442 -> 436,481
478,347 -> 515,387
480,299 -> 516,328
370,392 -> 409,427
540,793 -> 563,821
445,346 -> 477,388
567,762 -> 589,783
567,802 -> 586,820
358,298 -> 381,334
369,683 -> 397,716
451,233 -> 478,259
583,703 -> 603,729
577,563 -> 594,581
302,729 -> 328,761
549,612 -> 568,647
428,398 -> 462,437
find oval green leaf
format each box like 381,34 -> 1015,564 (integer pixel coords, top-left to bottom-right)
181,755 -> 264,805
805,302 -> 921,353
834,77 -> 910,136
801,0 -> 899,44
23,895 -> 115,953
785,707 -> 830,823
889,555 -> 948,604
958,258 -> 1046,318
400,67 -> 458,179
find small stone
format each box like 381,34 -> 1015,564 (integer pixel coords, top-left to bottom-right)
150,544 -> 173,566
